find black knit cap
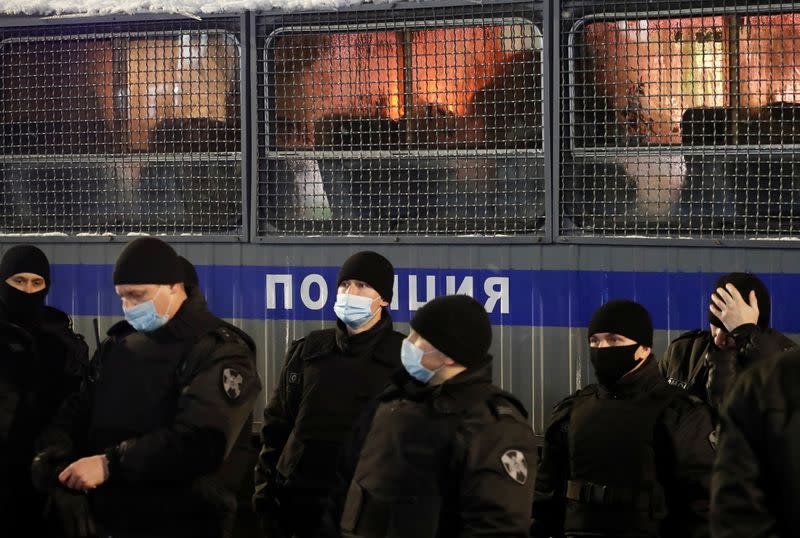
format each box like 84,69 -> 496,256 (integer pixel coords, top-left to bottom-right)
178,256 -> 200,289
0,245 -> 50,287
337,251 -> 394,301
410,295 -> 493,368
588,299 -> 653,347
113,237 -> 182,285
709,272 -> 770,330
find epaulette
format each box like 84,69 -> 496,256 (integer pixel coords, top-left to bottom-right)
487,391 -> 529,422
218,321 -> 256,353
211,325 -> 240,344
42,305 -> 72,328
549,388 -> 590,424
552,392 -> 578,413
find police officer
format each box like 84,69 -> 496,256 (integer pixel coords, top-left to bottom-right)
711,348 -> 800,537
32,237 -> 261,538
660,273 -> 795,413
253,251 -> 404,538
336,294 -> 536,537
532,300 -> 715,538
0,245 -> 88,535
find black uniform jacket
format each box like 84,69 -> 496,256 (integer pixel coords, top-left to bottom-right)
659,325 -> 795,413
37,294 -> 260,536
0,305 -> 87,529
712,349 -> 800,538
532,356 -> 715,538
336,364 -> 537,538
253,314 -> 404,517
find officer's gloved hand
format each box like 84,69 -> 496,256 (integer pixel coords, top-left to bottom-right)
31,446 -> 72,492
50,487 -> 97,538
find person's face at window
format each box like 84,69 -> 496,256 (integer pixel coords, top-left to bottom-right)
6,272 -> 46,293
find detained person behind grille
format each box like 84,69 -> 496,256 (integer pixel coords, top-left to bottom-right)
253,251 -> 404,538
31,237 -> 260,538
532,300 -> 715,538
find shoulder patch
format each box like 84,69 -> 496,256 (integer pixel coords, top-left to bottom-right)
221,367 -> 244,400
488,392 -> 528,421
212,326 -> 243,345
500,449 -> 529,485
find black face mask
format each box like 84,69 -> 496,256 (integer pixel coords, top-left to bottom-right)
589,344 -> 640,388
0,282 -> 47,328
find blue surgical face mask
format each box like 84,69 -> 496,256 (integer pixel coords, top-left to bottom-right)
124,286 -> 172,332
401,338 -> 441,384
334,293 -> 378,329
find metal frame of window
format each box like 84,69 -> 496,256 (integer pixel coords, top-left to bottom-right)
0,13 -> 248,243
252,1 -> 547,244
557,0 -> 800,248
4,2 -> 800,245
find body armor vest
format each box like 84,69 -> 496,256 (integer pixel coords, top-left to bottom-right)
89,331 -> 185,452
565,384 -> 679,536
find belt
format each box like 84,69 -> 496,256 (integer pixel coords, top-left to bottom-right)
566,480 -> 653,512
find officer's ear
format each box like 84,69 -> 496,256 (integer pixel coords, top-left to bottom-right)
636,345 -> 651,360
166,283 -> 183,295
440,354 -> 457,367
378,297 -> 390,308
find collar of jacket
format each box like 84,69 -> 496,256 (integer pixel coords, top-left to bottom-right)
330,312 -> 397,365
598,354 -> 664,398
383,361 -> 495,411
162,294 -> 220,341
0,296 -> 60,332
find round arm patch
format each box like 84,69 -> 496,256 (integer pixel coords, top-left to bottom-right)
501,449 -> 529,485
221,367 -> 244,400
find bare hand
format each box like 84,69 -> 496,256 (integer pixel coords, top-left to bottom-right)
59,455 -> 109,492
709,284 -> 760,333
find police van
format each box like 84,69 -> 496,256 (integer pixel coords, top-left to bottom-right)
2,0 -> 800,524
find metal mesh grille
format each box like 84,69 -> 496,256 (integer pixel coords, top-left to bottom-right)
563,4 -> 800,239
256,3 -> 543,236
0,20 -> 242,237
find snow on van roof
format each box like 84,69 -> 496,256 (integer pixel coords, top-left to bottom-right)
2,0 -> 402,17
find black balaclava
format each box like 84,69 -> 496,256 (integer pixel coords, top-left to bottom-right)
0,245 -> 51,327
709,272 -> 771,330
587,300 -> 654,388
